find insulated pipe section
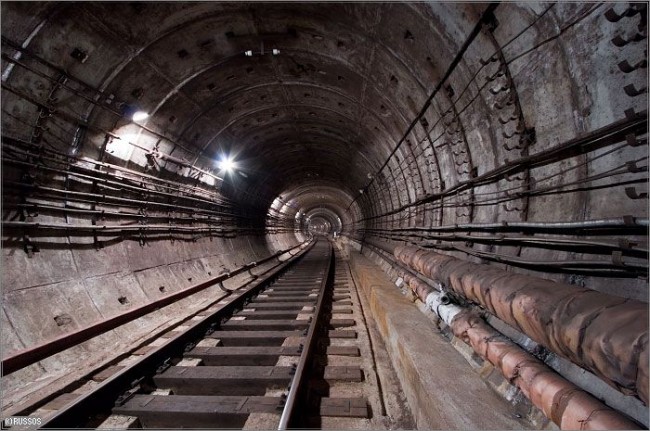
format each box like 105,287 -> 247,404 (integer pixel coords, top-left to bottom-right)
402,275 -> 462,328
403,276 -> 641,430
423,288 -> 463,324
395,245 -> 649,405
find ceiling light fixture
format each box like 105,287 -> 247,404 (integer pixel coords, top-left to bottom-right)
217,155 -> 236,173
132,111 -> 149,121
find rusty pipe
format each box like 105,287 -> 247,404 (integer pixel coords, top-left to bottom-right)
402,275 -> 640,429
396,245 -> 649,405
402,275 -> 462,320
453,310 -> 640,430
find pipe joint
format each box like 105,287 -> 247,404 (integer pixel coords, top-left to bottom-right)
439,292 -> 452,305
424,291 -> 463,326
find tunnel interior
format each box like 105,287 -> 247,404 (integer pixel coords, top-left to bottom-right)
1,2 -> 648,429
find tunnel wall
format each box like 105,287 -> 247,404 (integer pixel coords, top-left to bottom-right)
2,231 -> 302,407
2,2 -> 645,303
357,2 -> 648,302
0,0 -> 647,417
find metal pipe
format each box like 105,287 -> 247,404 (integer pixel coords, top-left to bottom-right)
446,243 -> 648,270
364,236 -> 645,277
3,155 -> 233,210
364,221 -> 648,241
403,275 -> 641,430
1,241 -> 311,375
9,202 -> 229,223
6,137 -> 232,204
4,181 -> 237,219
363,163 -> 646,219
455,310 -> 641,430
366,230 -> 649,259
2,220 -> 247,234
395,245 -> 649,405
6,192 -> 239,223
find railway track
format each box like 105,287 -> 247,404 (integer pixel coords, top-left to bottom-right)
24,238 -> 383,429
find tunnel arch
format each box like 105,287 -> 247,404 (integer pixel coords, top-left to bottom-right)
1,2 -> 648,425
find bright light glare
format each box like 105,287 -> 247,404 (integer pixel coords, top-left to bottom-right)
217,156 -> 236,172
132,111 -> 149,121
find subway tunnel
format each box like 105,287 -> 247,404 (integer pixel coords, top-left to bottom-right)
1,2 -> 648,429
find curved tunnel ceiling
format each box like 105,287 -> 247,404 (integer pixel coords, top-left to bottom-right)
1,2 -> 649,409
2,1 -> 489,228
2,2 -> 647,285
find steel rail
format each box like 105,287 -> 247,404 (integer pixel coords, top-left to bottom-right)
35,239 -> 315,428
278,240 -> 334,429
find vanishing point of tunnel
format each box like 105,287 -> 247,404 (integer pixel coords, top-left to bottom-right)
1,2 -> 648,430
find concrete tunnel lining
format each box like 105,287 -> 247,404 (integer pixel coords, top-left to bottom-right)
1,1 -> 648,429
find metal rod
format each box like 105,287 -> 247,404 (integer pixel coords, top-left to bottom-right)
2,154 -> 233,210
361,238 -> 646,277
1,36 -> 218,166
347,3 -> 500,211
278,239 -> 334,429
4,181 -> 239,220
8,202 -> 224,223
365,230 -> 648,255
2,221 -> 249,234
0,82 -> 223,184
